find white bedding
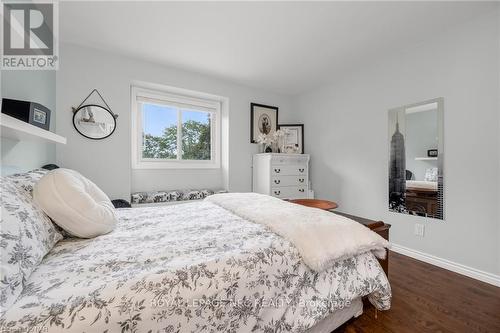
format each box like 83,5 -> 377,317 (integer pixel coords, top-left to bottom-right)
0,201 -> 391,332
306,297 -> 363,333
207,193 -> 389,272
406,180 -> 438,190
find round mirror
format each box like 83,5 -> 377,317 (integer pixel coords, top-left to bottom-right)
72,105 -> 116,140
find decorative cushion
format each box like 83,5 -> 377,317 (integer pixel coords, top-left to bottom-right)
5,168 -> 50,197
131,188 -> 227,205
0,177 -> 62,315
33,169 -> 117,238
111,199 -> 131,208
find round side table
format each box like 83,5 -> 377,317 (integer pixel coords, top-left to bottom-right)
288,199 -> 338,211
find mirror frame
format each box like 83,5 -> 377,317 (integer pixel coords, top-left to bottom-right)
72,104 -> 117,140
388,97 -> 444,220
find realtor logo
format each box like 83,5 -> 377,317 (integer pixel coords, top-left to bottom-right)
1,1 -> 58,69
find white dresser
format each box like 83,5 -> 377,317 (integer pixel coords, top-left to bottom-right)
252,153 -> 310,199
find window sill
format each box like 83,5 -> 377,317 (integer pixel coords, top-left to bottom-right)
132,161 -> 221,170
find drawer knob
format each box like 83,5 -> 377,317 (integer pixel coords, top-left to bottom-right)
299,189 -> 305,193
274,190 -> 281,195
274,168 -> 281,173
299,178 -> 304,183
299,168 -> 305,173
274,179 -> 281,184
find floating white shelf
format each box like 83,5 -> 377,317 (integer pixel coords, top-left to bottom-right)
1,113 -> 66,144
415,157 -> 437,161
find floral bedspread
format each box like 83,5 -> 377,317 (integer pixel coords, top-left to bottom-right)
0,202 -> 391,332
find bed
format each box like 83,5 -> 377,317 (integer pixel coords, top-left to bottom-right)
405,180 -> 439,217
1,199 -> 391,332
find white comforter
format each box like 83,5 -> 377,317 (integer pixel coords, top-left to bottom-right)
1,201 -> 391,332
207,193 -> 389,272
406,180 -> 438,191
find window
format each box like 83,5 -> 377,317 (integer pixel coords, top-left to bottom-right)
132,85 -> 221,169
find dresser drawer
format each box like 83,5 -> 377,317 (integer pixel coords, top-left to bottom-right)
271,175 -> 307,187
271,165 -> 307,176
271,155 -> 309,165
271,186 -> 308,199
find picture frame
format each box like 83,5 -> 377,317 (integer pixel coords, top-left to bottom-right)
427,149 -> 438,157
278,124 -> 304,154
250,103 -> 278,143
28,104 -> 51,130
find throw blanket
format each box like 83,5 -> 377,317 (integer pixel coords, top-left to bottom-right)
206,193 -> 390,272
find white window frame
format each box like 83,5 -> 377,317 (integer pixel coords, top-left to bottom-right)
131,84 -> 221,169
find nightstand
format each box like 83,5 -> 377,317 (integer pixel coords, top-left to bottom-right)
288,199 -> 338,210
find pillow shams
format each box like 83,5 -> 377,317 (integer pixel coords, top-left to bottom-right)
5,168 -> 50,197
0,178 -> 62,314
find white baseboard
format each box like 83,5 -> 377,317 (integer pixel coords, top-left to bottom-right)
390,244 -> 500,287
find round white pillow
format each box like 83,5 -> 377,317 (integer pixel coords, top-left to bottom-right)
33,168 -> 117,238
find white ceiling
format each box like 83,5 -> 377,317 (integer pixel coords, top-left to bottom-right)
60,1 -> 495,95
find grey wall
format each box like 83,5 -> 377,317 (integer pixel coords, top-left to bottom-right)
56,43 -> 293,199
405,110 -> 438,180
498,5 -> 500,276
1,71 -> 56,175
293,11 -> 500,276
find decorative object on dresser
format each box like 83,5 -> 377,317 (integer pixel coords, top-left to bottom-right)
72,89 -> 118,140
255,129 -> 288,153
250,103 -> 278,143
253,153 -> 310,199
255,132 -> 275,153
1,98 -> 51,130
278,124 -> 304,154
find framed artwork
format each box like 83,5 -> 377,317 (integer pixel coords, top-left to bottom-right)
250,103 -> 278,143
279,124 -> 304,154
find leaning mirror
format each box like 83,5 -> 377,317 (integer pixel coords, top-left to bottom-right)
73,105 -> 117,140
388,98 -> 444,220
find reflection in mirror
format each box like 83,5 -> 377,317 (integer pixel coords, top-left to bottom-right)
73,105 -> 116,140
388,98 -> 444,220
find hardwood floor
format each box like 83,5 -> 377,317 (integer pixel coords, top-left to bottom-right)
335,251 -> 500,333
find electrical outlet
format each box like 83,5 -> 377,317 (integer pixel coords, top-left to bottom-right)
414,224 -> 425,237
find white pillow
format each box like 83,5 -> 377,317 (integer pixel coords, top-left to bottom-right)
33,169 -> 117,238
